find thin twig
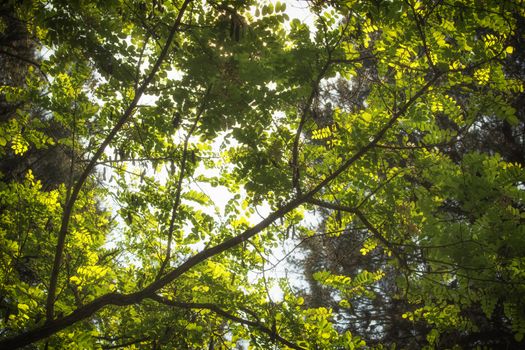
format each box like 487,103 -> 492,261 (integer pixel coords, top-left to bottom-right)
157,84 -> 212,278
150,295 -> 305,350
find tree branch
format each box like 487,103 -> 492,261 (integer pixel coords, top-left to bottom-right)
291,59 -> 331,195
306,198 -> 357,213
405,0 -> 435,70
0,49 -> 50,83
306,197 -> 409,269
101,337 -> 151,350
149,294 -> 304,350
45,0 -> 193,322
157,85 -> 212,278
353,209 -> 409,269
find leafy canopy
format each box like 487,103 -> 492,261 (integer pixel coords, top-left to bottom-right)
0,0 -> 524,349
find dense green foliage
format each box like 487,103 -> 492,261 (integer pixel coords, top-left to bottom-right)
0,0 -> 523,349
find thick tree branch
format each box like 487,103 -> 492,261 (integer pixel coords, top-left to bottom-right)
45,0 -> 193,322
149,295 -> 304,350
